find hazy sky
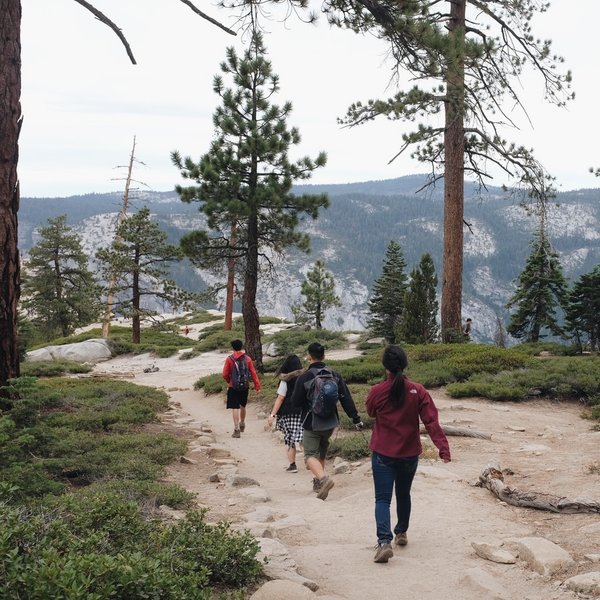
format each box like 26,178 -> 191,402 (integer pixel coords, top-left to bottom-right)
20,0 -> 600,197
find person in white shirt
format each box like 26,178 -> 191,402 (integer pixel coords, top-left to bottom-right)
267,354 -> 305,473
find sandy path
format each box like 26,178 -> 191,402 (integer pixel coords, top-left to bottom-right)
93,348 -> 600,599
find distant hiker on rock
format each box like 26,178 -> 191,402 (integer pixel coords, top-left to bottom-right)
267,354 -> 305,473
222,339 -> 260,438
291,342 -> 363,500
367,345 -> 451,564
463,317 -> 473,340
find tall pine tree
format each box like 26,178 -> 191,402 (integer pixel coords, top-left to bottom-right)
172,33 -> 327,369
565,266 -> 600,352
96,208 -> 198,344
506,219 -> 567,343
400,253 -> 439,344
331,0 -> 573,339
21,215 -> 100,339
367,240 -> 407,343
292,260 -> 341,330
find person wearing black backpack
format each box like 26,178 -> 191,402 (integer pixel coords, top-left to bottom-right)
222,339 -> 261,438
291,342 -> 363,500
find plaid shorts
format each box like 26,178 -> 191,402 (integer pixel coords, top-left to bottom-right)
275,413 -> 304,449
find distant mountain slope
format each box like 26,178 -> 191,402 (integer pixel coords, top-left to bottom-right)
20,176 -> 600,342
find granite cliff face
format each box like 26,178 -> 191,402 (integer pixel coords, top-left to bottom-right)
20,177 -> 600,341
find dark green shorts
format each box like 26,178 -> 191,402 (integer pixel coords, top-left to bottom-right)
303,428 -> 334,460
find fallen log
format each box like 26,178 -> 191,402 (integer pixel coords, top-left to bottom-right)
479,463 -> 600,514
421,424 -> 492,440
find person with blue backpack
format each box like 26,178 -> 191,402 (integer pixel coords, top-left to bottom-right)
222,339 -> 261,438
291,342 -> 363,500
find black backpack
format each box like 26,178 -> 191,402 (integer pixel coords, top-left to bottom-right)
230,354 -> 250,390
306,367 -> 339,418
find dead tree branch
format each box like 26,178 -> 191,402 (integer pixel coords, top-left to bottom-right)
479,464 -> 600,514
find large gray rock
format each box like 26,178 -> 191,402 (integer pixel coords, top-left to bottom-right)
257,538 -> 318,591
471,541 -> 517,564
563,571 -> 600,596
509,537 -> 575,575
26,339 -> 113,363
250,579 -> 315,600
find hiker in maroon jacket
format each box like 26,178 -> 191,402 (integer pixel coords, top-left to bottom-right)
222,339 -> 260,438
366,345 -> 451,564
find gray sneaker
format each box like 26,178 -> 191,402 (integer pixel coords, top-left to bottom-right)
316,476 -> 334,500
312,478 -> 322,493
239,421 -> 245,432
232,429 -> 241,438
374,543 -> 394,563
395,532 -> 408,546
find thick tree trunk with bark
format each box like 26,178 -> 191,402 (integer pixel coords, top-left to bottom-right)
0,0 -> 22,390
242,213 -> 262,371
441,0 -> 466,340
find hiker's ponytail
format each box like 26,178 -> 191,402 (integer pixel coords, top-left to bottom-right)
382,345 -> 408,407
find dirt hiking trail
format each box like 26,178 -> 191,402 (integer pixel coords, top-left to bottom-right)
93,344 -> 600,600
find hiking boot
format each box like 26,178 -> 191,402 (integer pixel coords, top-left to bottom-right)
285,463 -> 298,473
232,429 -> 241,438
316,476 -> 334,500
374,543 -> 393,563
395,532 -> 408,546
312,478 -> 322,493
239,421 -> 245,432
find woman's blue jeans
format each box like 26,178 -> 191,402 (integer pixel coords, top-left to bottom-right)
371,451 -> 419,545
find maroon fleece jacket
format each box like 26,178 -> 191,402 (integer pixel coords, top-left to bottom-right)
366,374 -> 450,461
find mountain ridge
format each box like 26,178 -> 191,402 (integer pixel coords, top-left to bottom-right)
19,175 -> 600,343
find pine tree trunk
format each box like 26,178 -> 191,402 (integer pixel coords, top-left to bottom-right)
242,213 -> 262,371
132,259 -> 141,344
224,222 -> 237,331
441,0 -> 466,340
0,0 -> 22,391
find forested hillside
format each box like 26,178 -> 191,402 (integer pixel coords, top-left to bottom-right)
20,177 -> 600,341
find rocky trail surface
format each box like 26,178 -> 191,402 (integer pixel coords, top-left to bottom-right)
92,341 -> 600,600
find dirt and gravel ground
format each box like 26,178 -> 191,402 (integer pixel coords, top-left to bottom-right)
92,337 -> 600,599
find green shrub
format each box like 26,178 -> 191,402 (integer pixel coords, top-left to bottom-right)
327,432 -> 371,460
20,360 -> 93,377
514,341 -> 579,356
266,329 -> 346,357
194,373 -> 228,394
154,346 -> 180,358
82,480 -> 196,510
446,356 -> 600,403
195,330 -> 240,352
160,510 -> 262,587
0,378 -> 185,497
0,501 -> 261,600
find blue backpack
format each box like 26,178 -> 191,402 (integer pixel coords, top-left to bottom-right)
230,354 -> 250,390
307,367 -> 339,418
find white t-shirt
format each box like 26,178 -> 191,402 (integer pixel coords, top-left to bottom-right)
276,380 -> 287,397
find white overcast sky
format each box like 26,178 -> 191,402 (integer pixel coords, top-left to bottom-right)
19,0 -> 600,197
